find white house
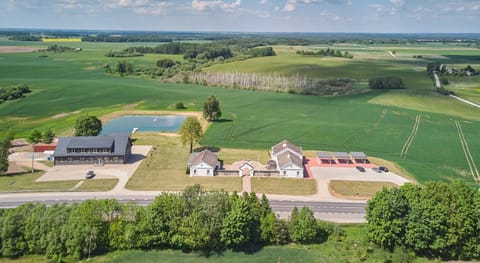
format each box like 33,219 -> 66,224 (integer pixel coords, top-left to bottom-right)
188,149 -> 220,176
270,140 -> 304,178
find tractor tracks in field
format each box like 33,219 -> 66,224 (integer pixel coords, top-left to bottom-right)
344,109 -> 387,148
400,115 -> 421,159
455,120 -> 479,182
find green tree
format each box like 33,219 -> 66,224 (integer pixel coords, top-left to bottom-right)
27,130 -> 43,144
43,129 -> 55,144
179,117 -> 203,153
74,115 -> 102,136
0,133 -> 13,175
220,198 -> 253,248
289,207 -> 319,244
203,95 -> 222,121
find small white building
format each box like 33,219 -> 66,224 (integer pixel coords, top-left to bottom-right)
188,149 -> 220,176
270,140 -> 304,178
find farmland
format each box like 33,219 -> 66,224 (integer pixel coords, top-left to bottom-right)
0,38 -> 479,184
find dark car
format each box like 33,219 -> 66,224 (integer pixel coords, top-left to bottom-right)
371,167 -> 382,173
379,166 -> 389,172
356,166 -> 366,172
85,170 -> 96,179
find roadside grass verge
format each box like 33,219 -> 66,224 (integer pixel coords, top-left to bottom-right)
329,180 -> 397,199
126,133 -> 242,192
78,179 -> 119,191
0,171 -> 77,192
250,177 -> 317,195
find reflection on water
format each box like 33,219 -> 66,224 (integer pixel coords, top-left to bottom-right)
102,115 -> 187,134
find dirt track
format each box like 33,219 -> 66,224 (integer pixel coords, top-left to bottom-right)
0,46 -> 40,53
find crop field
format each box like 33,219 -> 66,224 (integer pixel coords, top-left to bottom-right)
0,39 -> 479,184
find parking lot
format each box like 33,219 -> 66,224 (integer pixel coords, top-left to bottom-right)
309,166 -> 412,201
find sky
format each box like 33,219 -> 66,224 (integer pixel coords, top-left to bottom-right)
0,0 -> 479,33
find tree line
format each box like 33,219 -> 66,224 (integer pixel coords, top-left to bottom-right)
366,181 -> 480,261
296,48 -> 353,59
0,185 -> 341,261
0,84 -> 31,104
368,76 -> 405,89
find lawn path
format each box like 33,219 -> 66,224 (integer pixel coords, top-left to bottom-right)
400,115 -> 421,158
455,120 -> 479,181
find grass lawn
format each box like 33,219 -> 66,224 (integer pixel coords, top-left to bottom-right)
0,171 -> 77,192
0,171 -> 118,192
329,180 -> 397,199
251,177 -> 317,195
78,179 -> 119,191
126,133 -> 242,192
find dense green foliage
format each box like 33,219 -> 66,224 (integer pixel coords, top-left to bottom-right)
0,84 -> 31,104
296,48 -> 353,58
366,181 -> 480,260
0,186 -> 339,261
0,133 -> 13,175
203,95 -> 222,121
74,115 -> 102,136
44,45 -> 74,53
368,76 -> 406,89
249,47 -> 276,57
179,117 -> 203,153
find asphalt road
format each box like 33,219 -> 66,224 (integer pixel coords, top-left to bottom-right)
0,195 -> 367,222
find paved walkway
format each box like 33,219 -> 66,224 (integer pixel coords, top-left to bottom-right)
242,175 -> 251,193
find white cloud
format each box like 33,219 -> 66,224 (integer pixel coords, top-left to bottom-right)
192,0 -> 241,11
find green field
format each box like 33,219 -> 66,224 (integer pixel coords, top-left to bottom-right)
1,39 -> 479,184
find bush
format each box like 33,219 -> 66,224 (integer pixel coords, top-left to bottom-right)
175,102 -> 186,109
368,76 -> 405,89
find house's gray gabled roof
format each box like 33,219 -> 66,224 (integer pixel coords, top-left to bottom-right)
350,152 -> 367,159
334,152 -> 350,159
271,140 -> 302,156
189,149 -> 219,168
277,151 -> 303,169
317,151 -> 334,159
53,133 -> 131,157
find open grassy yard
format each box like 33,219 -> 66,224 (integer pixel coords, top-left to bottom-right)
329,180 -> 397,199
251,177 -> 317,195
1,39 -> 479,185
126,133 -> 242,192
0,171 -> 118,192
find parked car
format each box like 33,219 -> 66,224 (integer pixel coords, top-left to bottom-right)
371,167 -> 382,173
356,166 -> 366,172
85,170 -> 96,179
379,166 -> 389,172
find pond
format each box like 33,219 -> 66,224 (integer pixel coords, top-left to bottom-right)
102,115 -> 188,134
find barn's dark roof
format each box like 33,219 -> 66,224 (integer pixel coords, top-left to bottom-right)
54,133 -> 131,157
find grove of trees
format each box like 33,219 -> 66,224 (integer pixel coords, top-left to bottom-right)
368,76 -> 405,89
366,181 -> 480,261
0,84 -> 31,104
0,186 -> 340,261
74,115 -> 102,136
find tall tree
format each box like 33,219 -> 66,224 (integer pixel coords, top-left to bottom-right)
179,117 -> 202,153
43,129 -> 55,144
0,132 -> 13,175
27,130 -> 43,144
74,115 -> 102,136
203,95 -> 222,121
